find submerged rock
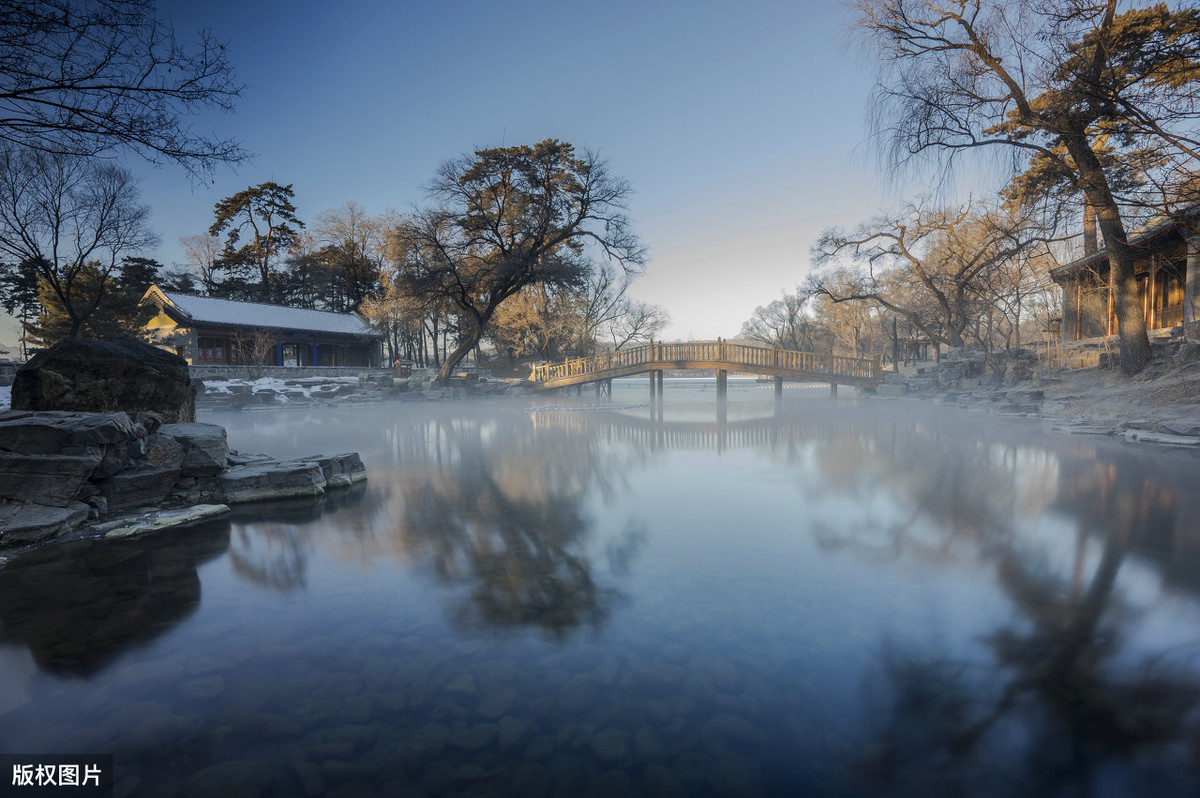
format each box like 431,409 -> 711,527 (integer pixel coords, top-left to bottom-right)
103,505 -> 230,538
589,728 -> 630,763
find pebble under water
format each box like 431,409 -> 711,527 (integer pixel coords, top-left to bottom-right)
2,379 -> 1200,797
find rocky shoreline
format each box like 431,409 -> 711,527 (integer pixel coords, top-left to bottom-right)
867,346 -> 1200,448
0,409 -> 367,549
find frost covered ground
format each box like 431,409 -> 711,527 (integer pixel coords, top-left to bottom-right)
0,376 -> 363,413
199,375 -> 363,401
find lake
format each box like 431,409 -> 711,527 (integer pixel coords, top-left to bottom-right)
2,378 -> 1200,797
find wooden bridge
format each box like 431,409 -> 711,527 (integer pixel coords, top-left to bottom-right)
528,339 -> 883,396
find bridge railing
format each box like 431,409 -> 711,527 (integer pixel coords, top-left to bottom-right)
529,340 -> 883,383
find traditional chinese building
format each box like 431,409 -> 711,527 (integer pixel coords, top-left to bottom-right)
140,286 -> 383,367
1051,214 -> 1200,341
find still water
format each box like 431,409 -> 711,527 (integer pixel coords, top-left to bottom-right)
2,379 -> 1200,797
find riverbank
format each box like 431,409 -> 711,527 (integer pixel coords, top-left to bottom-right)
884,360 -> 1200,447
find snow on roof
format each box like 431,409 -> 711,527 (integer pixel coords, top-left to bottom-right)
154,288 -> 377,337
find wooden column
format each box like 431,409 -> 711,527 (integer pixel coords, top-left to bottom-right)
650,371 -> 656,399
1185,232 -> 1200,325
1148,254 -> 1159,330
716,369 -> 727,398
830,381 -> 838,399
774,376 -> 783,399
656,370 -> 664,395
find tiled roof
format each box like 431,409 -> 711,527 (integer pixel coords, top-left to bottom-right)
1050,211 -> 1195,281
150,287 -> 377,337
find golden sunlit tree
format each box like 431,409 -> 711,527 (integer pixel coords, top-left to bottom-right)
853,0 -> 1200,374
390,139 -> 645,383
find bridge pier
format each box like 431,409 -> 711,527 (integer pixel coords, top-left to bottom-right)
830,382 -> 838,399
649,372 -> 656,399
657,370 -> 664,395
716,369 -> 727,398
774,376 -> 783,399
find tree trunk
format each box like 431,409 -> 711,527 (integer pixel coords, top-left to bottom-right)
437,330 -> 480,383
1068,138 -> 1153,375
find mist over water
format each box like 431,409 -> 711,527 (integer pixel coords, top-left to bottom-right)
2,379 -> 1200,797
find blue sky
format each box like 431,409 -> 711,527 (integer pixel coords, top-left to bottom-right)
4,0 -> 905,347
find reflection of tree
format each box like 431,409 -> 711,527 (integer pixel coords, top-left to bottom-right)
0,522 -> 230,675
224,482 -> 368,592
383,409 -> 645,639
851,446 -> 1200,796
801,409 -> 1032,567
228,525 -> 310,592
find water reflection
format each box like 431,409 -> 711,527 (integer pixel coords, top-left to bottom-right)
2,394 -> 1199,796
818,413 -> 1200,797
225,483 -> 369,592
379,414 -> 646,638
0,522 -> 230,675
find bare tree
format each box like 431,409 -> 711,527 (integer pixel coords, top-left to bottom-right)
810,199 -> 1050,350
0,0 -> 246,177
307,201 -> 386,313
607,298 -> 669,351
178,233 -> 223,293
0,147 -> 156,340
853,0 -> 1200,374
391,140 -> 645,383
230,327 -> 277,379
808,272 -> 890,358
739,292 -> 814,351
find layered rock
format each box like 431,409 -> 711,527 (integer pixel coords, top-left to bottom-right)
217,460 -> 327,503
158,423 -> 228,477
0,409 -> 367,547
11,338 -> 196,423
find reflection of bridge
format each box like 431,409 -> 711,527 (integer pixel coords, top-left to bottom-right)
529,406 -> 870,453
529,340 -> 883,396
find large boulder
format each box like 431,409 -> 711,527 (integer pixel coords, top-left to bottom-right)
12,338 -> 196,423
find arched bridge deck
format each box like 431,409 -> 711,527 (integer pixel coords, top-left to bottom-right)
529,340 -> 883,391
